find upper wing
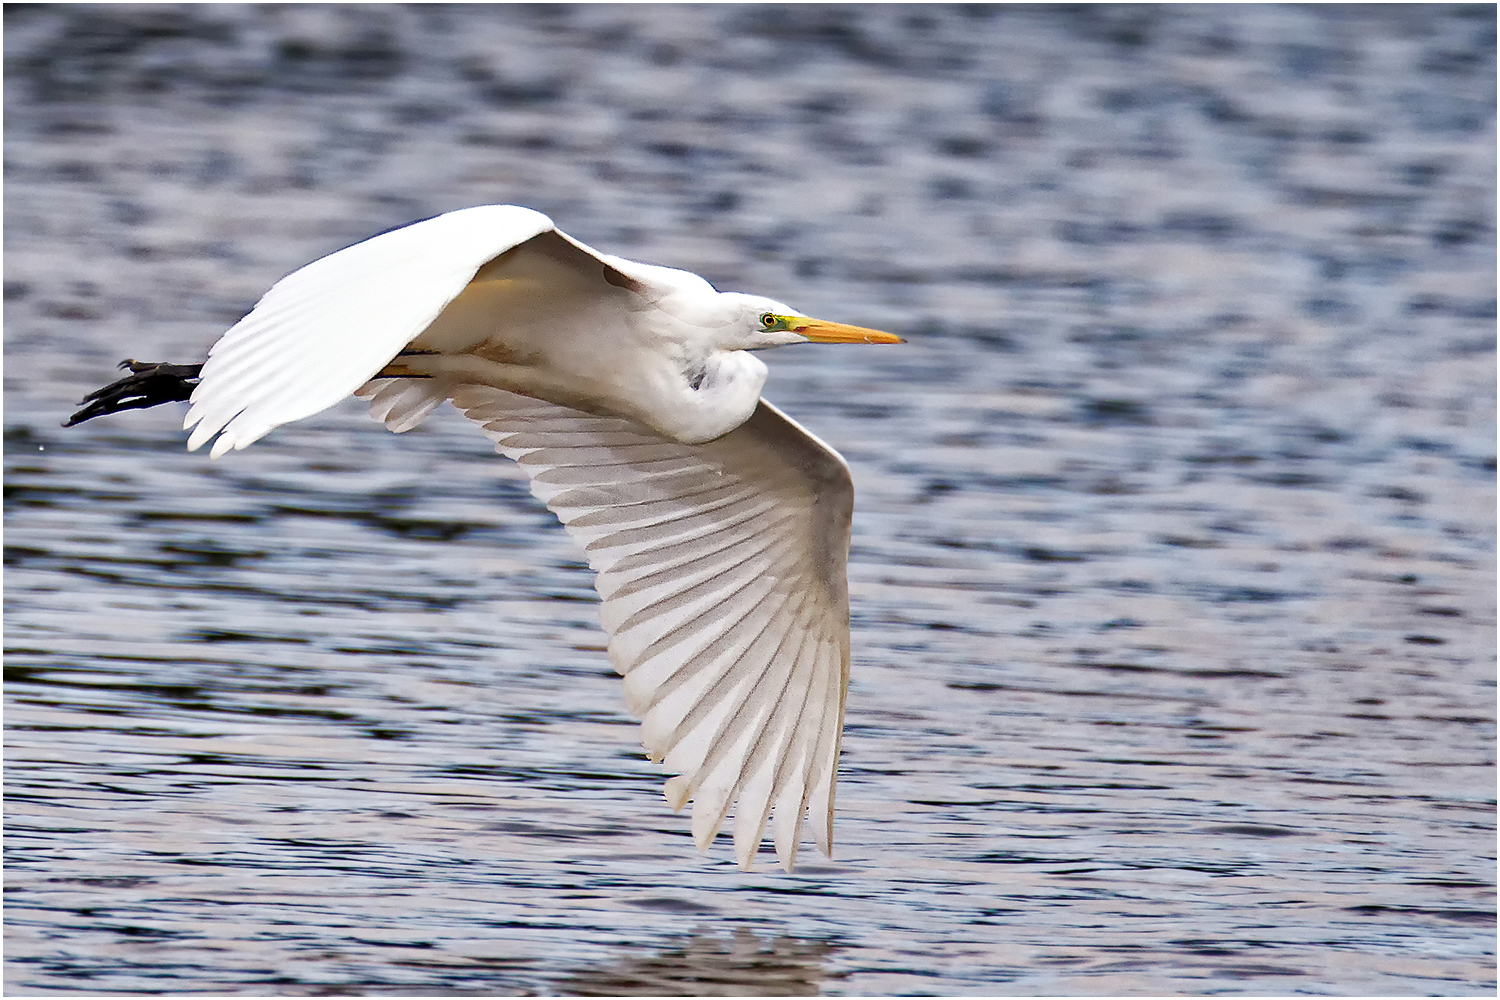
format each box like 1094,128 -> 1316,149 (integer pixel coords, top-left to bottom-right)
184,205 -> 559,458
444,384 -> 853,871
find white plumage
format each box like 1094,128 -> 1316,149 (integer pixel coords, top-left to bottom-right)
171,205 -> 902,870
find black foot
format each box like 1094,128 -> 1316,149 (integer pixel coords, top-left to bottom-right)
64,359 -> 204,427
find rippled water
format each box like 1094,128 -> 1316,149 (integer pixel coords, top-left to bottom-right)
6,5 -> 1496,996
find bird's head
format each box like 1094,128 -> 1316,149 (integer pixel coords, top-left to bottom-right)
719,293 -> 905,351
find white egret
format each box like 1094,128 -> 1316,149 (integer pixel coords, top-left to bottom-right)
66,204 -> 903,871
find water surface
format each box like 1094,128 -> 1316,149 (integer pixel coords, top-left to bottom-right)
6,5 -> 1495,995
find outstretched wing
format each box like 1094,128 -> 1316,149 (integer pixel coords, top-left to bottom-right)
184,205 -> 559,458
443,384 -> 852,871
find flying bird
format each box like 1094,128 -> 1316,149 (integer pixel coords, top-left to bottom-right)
66,205 -> 903,871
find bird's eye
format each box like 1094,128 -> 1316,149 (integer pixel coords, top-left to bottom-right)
761,313 -> 777,329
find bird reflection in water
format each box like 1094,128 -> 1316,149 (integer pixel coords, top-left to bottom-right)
553,928 -> 839,997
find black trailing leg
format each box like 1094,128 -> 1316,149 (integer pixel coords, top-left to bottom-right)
64,359 -> 204,427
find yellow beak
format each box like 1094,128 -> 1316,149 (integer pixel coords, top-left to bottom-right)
793,318 -> 905,344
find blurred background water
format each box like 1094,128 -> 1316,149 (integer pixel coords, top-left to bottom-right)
4,4 -> 1495,996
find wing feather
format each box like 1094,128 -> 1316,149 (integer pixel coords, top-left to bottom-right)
733,601 -> 826,865
445,384 -> 853,871
671,591 -> 815,787
651,580 -> 807,759
564,483 -> 759,532
601,514 -> 788,602
606,530 -> 785,635
633,580 -> 799,714
356,377 -> 459,434
806,632 -> 848,855
623,577 -> 792,722
185,206 -> 556,455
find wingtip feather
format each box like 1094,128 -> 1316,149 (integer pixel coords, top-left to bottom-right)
663,774 -> 691,812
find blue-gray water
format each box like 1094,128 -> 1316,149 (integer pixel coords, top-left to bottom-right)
5,5 -> 1495,995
